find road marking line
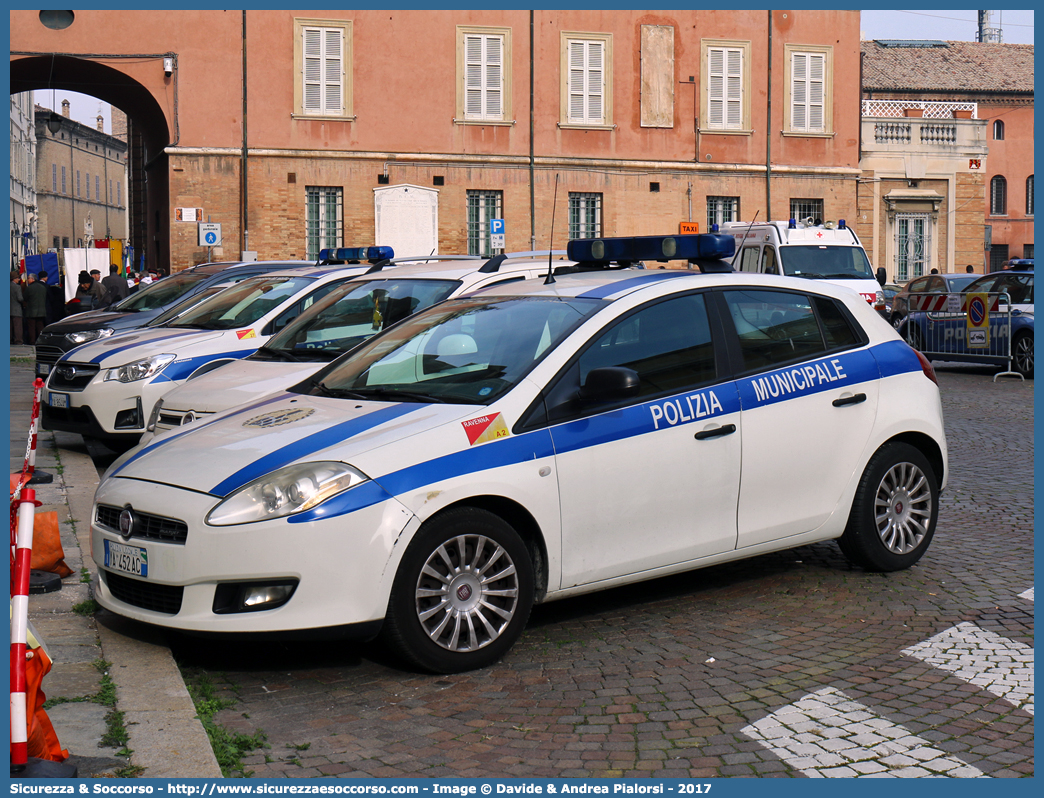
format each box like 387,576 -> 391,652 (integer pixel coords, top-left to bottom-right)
902,622 -> 1034,716
740,686 -> 987,777
1018,587 -> 1034,602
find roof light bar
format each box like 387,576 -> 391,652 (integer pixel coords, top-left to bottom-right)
566,234 -> 735,266
318,246 -> 394,264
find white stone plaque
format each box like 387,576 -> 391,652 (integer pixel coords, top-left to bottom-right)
374,184 -> 439,259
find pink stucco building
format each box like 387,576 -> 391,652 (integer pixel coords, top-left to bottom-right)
12,9 -> 865,273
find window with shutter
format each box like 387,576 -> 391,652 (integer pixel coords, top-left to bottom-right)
567,39 -> 605,124
464,34 -> 504,121
560,32 -> 612,128
456,26 -> 512,124
785,45 -> 831,135
700,39 -> 751,134
707,47 -> 743,130
295,18 -> 352,119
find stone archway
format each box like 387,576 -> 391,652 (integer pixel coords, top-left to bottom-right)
11,54 -> 174,273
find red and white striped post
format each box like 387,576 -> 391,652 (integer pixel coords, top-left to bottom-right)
11,379 -> 43,502
9,486 -> 36,772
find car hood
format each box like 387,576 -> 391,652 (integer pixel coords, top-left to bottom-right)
44,307 -> 163,334
60,327 -> 230,366
160,359 -> 322,414
107,392 -> 479,496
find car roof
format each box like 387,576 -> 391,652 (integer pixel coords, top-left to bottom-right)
322,254 -> 577,283
446,267 -> 864,304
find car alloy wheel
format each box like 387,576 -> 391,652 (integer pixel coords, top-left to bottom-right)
874,461 -> 933,555
383,506 -> 535,673
415,532 -> 520,653
1013,332 -> 1034,378
838,442 -> 939,572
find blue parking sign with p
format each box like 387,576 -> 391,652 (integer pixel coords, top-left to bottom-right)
490,219 -> 504,235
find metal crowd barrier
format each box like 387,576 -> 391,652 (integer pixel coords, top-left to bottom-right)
902,291 -> 1020,380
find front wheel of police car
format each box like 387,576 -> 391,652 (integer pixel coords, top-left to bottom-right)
382,507 -> 535,673
839,442 -> 939,572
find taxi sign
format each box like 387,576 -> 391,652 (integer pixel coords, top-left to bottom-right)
679,222 -> 699,234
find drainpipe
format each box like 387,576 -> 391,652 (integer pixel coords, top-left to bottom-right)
241,10 -> 249,256
529,10 -> 536,250
766,11 -> 773,218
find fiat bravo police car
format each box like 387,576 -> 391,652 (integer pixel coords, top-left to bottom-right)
43,249 -> 393,446
91,234 -> 947,674
143,252 -> 581,438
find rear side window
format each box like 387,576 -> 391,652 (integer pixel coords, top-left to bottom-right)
722,289 -> 859,372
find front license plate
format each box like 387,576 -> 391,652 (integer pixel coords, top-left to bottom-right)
104,540 -> 148,578
48,392 -> 69,409
36,363 -> 51,377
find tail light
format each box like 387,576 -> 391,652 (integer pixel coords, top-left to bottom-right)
914,348 -> 938,385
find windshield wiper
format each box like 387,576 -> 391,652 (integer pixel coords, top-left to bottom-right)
313,384 -> 447,403
255,346 -> 302,362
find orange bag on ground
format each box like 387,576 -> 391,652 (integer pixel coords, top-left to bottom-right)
30,511 -> 73,578
25,646 -> 71,762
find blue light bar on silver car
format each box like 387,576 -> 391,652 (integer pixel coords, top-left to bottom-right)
318,246 -> 394,263
567,234 -> 735,265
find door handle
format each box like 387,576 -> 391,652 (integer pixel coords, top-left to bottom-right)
832,393 -> 867,407
694,423 -> 737,440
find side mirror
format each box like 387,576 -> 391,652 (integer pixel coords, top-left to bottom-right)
578,366 -> 641,404
876,267 -> 887,287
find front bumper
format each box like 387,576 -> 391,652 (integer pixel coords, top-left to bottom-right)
91,476 -> 418,634
43,368 -> 170,438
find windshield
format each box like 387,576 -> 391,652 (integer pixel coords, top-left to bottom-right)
112,271 -> 208,311
778,246 -> 875,280
145,285 -> 229,327
259,278 -> 461,362
295,295 -> 604,405
168,276 -> 314,330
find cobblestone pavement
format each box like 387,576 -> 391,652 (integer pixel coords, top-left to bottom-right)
171,364 -> 1033,778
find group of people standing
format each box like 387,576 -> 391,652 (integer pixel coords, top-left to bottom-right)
10,264 -> 161,345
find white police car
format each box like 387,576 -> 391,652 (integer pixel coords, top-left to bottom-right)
91,234 -> 947,674
43,248 -> 393,446
144,252 -> 579,438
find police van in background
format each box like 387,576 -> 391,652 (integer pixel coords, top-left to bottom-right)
719,219 -> 887,316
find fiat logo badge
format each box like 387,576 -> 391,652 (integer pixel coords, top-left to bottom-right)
118,507 -> 135,540
456,585 -> 472,601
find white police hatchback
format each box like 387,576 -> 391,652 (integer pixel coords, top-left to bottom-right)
43,250 -> 393,447
91,235 -> 947,674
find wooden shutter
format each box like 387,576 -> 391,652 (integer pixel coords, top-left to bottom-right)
791,52 -> 825,132
465,34 -> 503,120
303,26 -> 343,115
568,40 -> 605,124
708,46 -> 743,129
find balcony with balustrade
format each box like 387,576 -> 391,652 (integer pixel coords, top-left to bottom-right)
861,100 -> 987,153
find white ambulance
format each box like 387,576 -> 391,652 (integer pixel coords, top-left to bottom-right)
719,219 -> 887,314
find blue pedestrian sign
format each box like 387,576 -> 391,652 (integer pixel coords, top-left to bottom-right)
490,218 -> 505,250
198,223 -> 222,247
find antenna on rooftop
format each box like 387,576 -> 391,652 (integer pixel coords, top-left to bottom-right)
977,10 -> 1002,43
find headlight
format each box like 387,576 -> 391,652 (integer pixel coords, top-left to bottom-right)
206,462 -> 369,526
103,353 -> 177,383
67,328 -> 115,345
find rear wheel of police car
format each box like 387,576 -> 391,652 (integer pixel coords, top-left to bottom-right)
838,442 -> 939,572
1012,331 -> 1033,378
383,507 -> 535,673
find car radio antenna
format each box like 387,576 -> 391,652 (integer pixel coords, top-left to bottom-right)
544,174 -> 560,285
735,210 -> 760,262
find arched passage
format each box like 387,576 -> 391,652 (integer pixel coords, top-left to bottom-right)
11,54 -> 174,272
